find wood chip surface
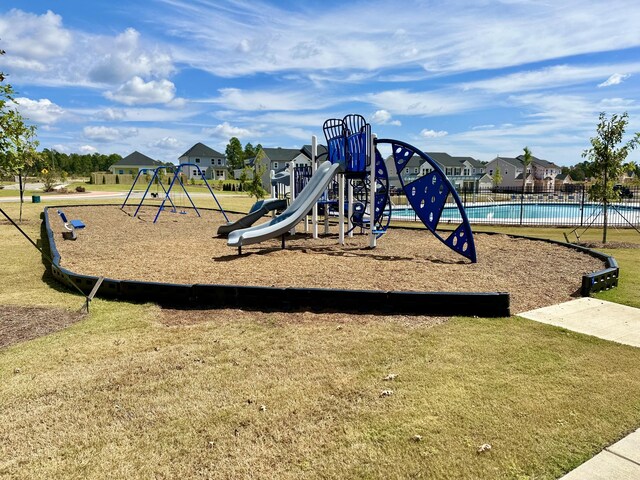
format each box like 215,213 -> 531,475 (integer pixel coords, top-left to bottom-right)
49,206 -> 606,314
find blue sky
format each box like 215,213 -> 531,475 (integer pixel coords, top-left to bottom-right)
1,0 -> 640,166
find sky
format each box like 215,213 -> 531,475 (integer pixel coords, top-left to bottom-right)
1,0 -> 640,166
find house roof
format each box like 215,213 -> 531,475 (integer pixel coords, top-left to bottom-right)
425,152 -> 461,168
180,142 -> 224,159
464,157 -> 485,169
300,144 -> 328,159
111,151 -> 164,167
494,156 -> 523,168
261,147 -> 302,162
516,154 -> 560,169
556,173 -> 569,181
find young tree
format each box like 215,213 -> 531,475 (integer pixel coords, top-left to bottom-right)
239,163 -> 267,202
225,137 -> 244,172
1,52 -> 39,220
583,112 -> 640,243
521,146 -> 532,193
492,166 -> 503,189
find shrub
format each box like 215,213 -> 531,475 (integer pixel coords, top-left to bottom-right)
76,186 -> 86,193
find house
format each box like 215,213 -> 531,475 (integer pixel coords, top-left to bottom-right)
108,151 -> 165,175
384,151 -> 489,192
179,143 -> 227,180
485,154 -> 561,191
554,173 -> 575,191
252,146 -> 319,190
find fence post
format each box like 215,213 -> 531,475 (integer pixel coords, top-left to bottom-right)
519,189 -> 524,226
580,184 -> 585,227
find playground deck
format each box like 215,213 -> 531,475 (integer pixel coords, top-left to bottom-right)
49,205 -> 605,313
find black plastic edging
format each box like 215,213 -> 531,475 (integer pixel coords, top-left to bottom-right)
474,230 -> 619,296
43,205 -> 510,317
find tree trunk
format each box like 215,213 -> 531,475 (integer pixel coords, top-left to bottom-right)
602,161 -> 608,244
19,170 -> 24,222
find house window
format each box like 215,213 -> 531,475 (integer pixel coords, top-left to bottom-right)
463,168 -> 469,176
446,167 -> 452,175
414,168 -> 419,174
489,169 -> 493,176
454,168 -> 461,175
273,162 -> 279,169
193,170 -> 198,176
195,158 -> 200,163
217,170 -> 224,177
119,169 -> 124,175
505,170 -> 508,175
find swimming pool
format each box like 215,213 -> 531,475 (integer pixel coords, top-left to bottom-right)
391,202 -> 640,226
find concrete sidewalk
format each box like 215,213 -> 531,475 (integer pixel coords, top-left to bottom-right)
520,298 -> 640,479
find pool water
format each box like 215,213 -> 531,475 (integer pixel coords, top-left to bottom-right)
391,202 -> 640,226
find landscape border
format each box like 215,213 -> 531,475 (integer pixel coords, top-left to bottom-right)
41,204 -> 618,317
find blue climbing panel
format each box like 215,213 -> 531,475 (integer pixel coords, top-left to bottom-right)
380,139 -> 477,263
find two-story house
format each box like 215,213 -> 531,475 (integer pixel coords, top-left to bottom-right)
179,143 -> 227,180
486,155 -> 561,191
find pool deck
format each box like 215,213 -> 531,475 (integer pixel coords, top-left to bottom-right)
520,298 -> 640,479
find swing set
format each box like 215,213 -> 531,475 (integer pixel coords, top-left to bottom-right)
121,164 -> 229,224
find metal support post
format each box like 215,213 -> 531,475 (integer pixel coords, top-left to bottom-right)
369,134 -> 377,248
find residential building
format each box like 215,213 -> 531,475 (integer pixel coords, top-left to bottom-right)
108,151 -> 165,175
384,151 -> 490,192
486,154 -> 561,191
179,142 -> 227,180
252,146 -> 322,190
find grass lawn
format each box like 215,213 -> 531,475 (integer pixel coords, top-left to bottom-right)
1,201 -> 640,478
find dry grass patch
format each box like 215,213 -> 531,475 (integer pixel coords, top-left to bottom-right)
2,304 -> 640,479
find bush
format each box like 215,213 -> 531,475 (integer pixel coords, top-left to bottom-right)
76,186 -> 86,193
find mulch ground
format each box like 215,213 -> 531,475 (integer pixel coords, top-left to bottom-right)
0,305 -> 85,349
48,205 -> 607,314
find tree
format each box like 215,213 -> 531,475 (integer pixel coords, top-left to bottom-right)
243,142 -> 256,160
582,112 -> 640,243
521,146 -> 532,193
492,166 -> 503,189
1,51 -> 39,220
239,163 -> 267,202
225,137 -> 244,172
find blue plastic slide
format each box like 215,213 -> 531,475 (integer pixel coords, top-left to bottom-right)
217,198 -> 287,236
228,161 -> 343,250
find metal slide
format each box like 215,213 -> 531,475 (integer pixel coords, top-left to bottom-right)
217,198 -> 287,236
227,161 -> 343,249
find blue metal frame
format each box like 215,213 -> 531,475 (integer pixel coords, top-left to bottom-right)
121,166 -> 176,216
153,163 -> 229,224
377,138 -> 477,263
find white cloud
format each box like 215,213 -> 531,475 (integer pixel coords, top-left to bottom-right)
83,126 -> 139,142
364,89 -> 480,116
12,97 -> 65,124
598,73 -> 631,87
105,77 -> 176,105
52,144 -> 69,153
151,137 -> 180,149
202,88 -> 337,111
157,0 -> 640,78
371,110 -> 401,126
420,129 -> 448,138
203,122 -> 253,139
88,28 -> 175,84
79,145 -> 97,154
0,9 -> 72,62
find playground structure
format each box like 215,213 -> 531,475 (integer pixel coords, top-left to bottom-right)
227,114 -> 477,263
120,164 -> 229,224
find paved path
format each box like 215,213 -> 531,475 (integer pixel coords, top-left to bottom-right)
520,298 -> 640,478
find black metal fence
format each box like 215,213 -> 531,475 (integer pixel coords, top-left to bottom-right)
390,185 -> 640,228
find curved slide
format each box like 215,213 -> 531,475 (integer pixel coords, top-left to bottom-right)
217,198 -> 287,236
228,161 -> 343,249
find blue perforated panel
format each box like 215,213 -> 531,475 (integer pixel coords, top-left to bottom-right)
385,139 -> 477,263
